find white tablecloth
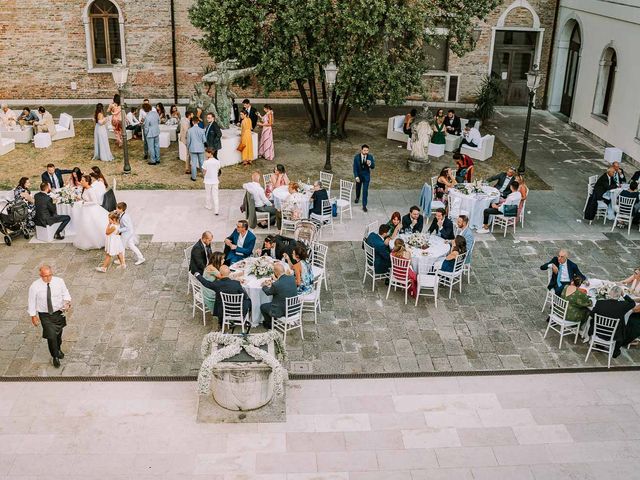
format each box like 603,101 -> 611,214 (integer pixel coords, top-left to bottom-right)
218,127 -> 259,168
56,202 -> 78,236
272,186 -> 311,219
449,185 -> 500,229
603,185 -> 628,220
399,234 -> 450,274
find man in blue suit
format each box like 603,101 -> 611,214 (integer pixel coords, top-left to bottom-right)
142,103 -> 161,165
353,144 -> 375,212
366,224 -> 391,278
540,249 -> 586,296
224,220 -> 256,265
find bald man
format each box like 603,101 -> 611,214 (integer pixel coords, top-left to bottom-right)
540,249 -> 586,296
260,262 -> 298,329
195,265 -> 251,330
190,231 -> 213,274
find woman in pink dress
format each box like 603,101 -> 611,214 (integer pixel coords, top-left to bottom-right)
107,94 -> 123,147
258,104 -> 275,161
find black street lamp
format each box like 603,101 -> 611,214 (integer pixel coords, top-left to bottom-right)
112,61 -> 131,174
323,59 -> 338,172
518,65 -> 541,175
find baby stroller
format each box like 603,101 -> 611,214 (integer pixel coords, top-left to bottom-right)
0,198 -> 33,246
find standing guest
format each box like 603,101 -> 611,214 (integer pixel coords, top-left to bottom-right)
125,107 -> 142,139
444,110 -> 462,136
34,182 -> 70,240
189,231 -> 214,275
282,244 -> 314,296
27,265 -> 71,368
267,164 -> 289,198
402,206 -> 424,234
93,103 -> 113,162
179,110 -> 193,171
195,107 -> 204,128
156,103 -> 167,124
478,181 -> 522,233
431,115 -> 447,146
366,224 -> 392,278
17,107 -> 39,126
242,99 -> 259,129
107,94 -> 123,147
201,251 -> 225,312
256,234 -> 297,260
96,211 -> 126,272
204,112 -> 222,157
612,161 -> 626,187
403,109 -> 417,136
561,276 -> 591,326
460,121 -> 481,148
34,106 -> 56,137
428,208 -> 455,240
41,163 -> 72,190
224,220 -> 256,265
187,116 -> 206,181
391,238 -> 417,297
593,167 -> 616,204
116,202 -> 145,266
202,148 -> 221,214
257,104 -> 275,161
14,177 -> 36,228
455,215 -> 474,264
195,265 -> 251,329
143,103 -> 161,165
166,104 -> 181,126
487,167 -> 516,199
309,181 -> 329,216
540,249 -> 585,296
243,171 -> 277,227
454,152 -> 474,183
438,235 -> 467,273
591,286 -> 636,358
238,110 -> 255,166
138,98 -> 151,160
260,263 -> 298,329
0,103 -> 17,128
353,144 -> 375,212
385,211 -> 403,243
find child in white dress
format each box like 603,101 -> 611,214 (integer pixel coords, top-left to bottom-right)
96,212 -> 126,272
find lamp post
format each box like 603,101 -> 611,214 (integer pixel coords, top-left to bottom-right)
517,65 -> 541,175
471,26 -> 482,46
323,59 -> 338,172
112,61 -> 131,174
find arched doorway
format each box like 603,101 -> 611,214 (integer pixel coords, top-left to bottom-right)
560,24 -> 581,117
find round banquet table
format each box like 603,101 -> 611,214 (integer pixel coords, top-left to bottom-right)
230,259 -> 273,327
398,234 -> 451,274
271,186 -> 311,219
449,184 -> 500,230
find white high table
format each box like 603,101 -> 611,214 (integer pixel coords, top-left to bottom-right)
218,127 -> 259,167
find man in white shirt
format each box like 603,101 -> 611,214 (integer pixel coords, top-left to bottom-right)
461,121 -> 482,148
478,181 -> 522,233
243,171 -> 277,227
202,148 -> 221,214
125,107 -> 142,138
27,265 -> 71,368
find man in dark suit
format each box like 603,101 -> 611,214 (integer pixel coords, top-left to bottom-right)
224,220 -> 256,265
487,167 -> 516,198
260,263 -> 298,328
402,206 -> 424,234
41,163 -> 72,190
540,249 -> 586,296
593,167 -> 616,204
309,181 -> 329,216
365,224 -> 391,277
353,144 -> 375,212
444,110 -> 462,136
204,112 -> 222,156
612,161 -> 627,187
242,99 -> 258,129
257,234 -> 297,261
195,265 -> 251,329
590,286 -> 636,358
189,231 -> 213,275
427,208 -> 455,240
34,182 -> 70,240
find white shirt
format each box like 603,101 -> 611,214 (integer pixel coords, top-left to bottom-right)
243,181 -> 272,207
126,112 -> 139,126
498,191 -> 522,212
465,128 -> 482,146
558,262 -> 570,282
237,232 -> 247,248
138,108 -> 148,123
28,277 -> 71,316
202,158 -> 221,185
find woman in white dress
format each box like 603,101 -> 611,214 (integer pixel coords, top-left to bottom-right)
73,175 -> 109,250
93,103 -> 114,162
90,166 -> 109,206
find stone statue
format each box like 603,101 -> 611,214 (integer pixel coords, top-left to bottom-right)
410,103 -> 433,162
202,59 -> 257,129
188,83 -> 217,118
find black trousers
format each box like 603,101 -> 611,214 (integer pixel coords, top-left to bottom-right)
260,303 -> 273,328
49,215 -> 71,236
38,311 -> 65,358
483,207 -> 501,225
461,139 -> 477,148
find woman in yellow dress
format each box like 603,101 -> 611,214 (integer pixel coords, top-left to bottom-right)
238,110 -> 254,166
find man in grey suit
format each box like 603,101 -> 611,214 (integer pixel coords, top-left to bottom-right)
260,263 -> 298,329
142,103 -> 161,165
187,116 -> 207,181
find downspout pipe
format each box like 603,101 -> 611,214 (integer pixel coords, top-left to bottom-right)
170,0 -> 179,104
542,0 -> 562,109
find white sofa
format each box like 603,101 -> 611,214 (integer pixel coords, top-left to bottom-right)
53,113 -> 75,141
387,115 -> 408,142
0,132 -> 16,156
0,126 -> 33,143
106,116 -> 133,141
460,134 -> 495,161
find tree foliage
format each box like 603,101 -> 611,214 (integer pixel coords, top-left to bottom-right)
189,0 -> 499,136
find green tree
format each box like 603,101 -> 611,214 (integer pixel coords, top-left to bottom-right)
189,0 -> 499,137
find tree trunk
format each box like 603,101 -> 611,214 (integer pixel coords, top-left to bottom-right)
308,76 -> 325,132
296,78 -> 322,135
335,92 -> 352,138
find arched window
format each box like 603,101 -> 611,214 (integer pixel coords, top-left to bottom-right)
83,0 -> 126,71
593,47 -> 617,119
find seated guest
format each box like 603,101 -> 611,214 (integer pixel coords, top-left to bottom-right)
620,180 -> 640,224
444,109 -> 462,136
66,167 -> 83,195
391,238 -> 417,297
34,106 -> 55,137
0,103 -> 17,128
224,220 -> 256,265
309,181 -> 329,216
438,235 -> 467,272
402,206 -> 424,234
126,107 -> 142,138
243,171 -> 277,227
455,215 -> 474,264
41,163 -> 72,190
166,105 -> 181,126
267,164 -> 290,198
591,286 -> 636,358
282,243 -> 314,295
201,251 -> 225,312
460,121 -> 481,148
612,161 -> 626,187
366,224 -> 392,278
256,234 -> 297,260
434,108 -> 444,122
156,103 -> 167,124
620,267 -> 640,297
561,275 -> 591,326
478,181 -> 522,233
283,182 -> 306,220
260,263 -> 298,328
34,182 -> 71,240
14,177 -> 36,228
487,167 -> 516,198
386,211 -> 402,243
195,265 -> 251,329
594,167 -> 616,204
631,170 -> 640,183
189,231 -> 214,275
428,208 -> 455,240
515,174 -> 529,218
403,109 -> 417,135
435,167 -> 456,201
17,107 -> 38,126
453,152 -> 474,183
540,248 -> 585,296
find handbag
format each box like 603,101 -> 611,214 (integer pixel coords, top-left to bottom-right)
236,143 -> 245,152
503,204 -> 518,217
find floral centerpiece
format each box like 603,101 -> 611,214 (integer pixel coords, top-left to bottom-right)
247,256 -> 274,279
470,179 -> 485,194
52,186 -> 78,205
594,281 -> 627,300
406,233 -> 426,248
